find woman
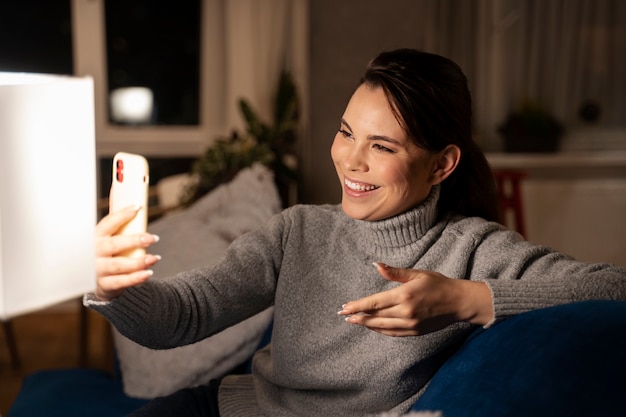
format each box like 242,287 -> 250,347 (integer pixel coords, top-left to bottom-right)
88,49 -> 626,417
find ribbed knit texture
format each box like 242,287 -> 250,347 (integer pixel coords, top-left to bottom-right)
85,186 -> 626,416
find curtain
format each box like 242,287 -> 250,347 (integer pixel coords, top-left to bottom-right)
224,0 -> 308,132
416,0 -> 626,151
520,1 -> 625,126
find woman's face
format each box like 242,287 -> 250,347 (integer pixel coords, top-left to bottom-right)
331,84 -> 442,221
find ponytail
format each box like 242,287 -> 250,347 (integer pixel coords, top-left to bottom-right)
439,141 -> 499,221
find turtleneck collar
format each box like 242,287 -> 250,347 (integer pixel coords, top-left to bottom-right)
352,185 -> 440,250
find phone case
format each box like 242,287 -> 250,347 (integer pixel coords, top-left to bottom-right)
110,152 -> 149,257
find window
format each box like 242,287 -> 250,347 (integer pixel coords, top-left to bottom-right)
0,1 -> 73,74
72,0 -> 307,157
418,0 -> 626,151
72,0 -> 226,157
105,0 -> 201,125
491,0 -> 626,151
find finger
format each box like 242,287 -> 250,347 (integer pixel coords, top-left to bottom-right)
373,262 -> 412,284
345,314 -> 420,337
96,233 -> 160,257
101,269 -> 153,290
96,254 -> 161,277
338,289 -> 398,316
347,311 -> 457,337
337,263 -> 407,315
96,205 -> 141,237
346,314 -> 416,329
96,269 -> 154,301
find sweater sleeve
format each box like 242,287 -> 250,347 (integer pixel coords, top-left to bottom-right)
467,223 -> 626,320
84,211 -> 288,349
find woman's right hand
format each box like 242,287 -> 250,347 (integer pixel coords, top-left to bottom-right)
95,206 -> 161,301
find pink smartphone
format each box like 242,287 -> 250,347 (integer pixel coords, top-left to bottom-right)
109,152 -> 149,257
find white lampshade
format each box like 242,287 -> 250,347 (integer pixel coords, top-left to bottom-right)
0,72 -> 96,319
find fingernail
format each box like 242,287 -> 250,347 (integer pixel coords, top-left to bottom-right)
140,234 -> 160,244
145,254 -> 161,265
373,261 -> 389,269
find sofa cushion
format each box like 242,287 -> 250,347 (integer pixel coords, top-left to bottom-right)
7,369 -> 148,417
411,300 -> 626,416
112,164 -> 279,399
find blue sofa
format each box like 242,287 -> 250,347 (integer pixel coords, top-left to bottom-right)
8,300 -> 626,416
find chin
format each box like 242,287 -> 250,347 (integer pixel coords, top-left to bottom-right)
341,201 -> 382,221
341,201 -> 367,220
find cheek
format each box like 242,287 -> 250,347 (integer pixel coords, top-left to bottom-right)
381,162 -> 430,202
380,163 -> 412,189
403,164 -> 434,199
330,135 -> 343,166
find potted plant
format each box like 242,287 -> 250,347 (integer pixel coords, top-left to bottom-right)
181,70 -> 299,207
498,101 -> 564,153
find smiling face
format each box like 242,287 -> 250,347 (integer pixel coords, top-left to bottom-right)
331,84 -> 445,221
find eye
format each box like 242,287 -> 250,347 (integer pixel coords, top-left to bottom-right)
373,143 -> 394,153
338,128 -> 353,139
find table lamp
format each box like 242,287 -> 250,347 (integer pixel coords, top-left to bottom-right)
0,72 -> 96,320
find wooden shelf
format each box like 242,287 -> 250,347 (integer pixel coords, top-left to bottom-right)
486,151 -> 626,170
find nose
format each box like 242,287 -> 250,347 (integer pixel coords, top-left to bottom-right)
344,144 -> 368,172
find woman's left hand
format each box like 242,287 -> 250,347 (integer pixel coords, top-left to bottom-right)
338,262 -> 494,336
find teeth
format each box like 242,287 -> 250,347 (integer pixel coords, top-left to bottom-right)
345,179 -> 378,191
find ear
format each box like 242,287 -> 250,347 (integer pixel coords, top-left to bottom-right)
430,145 -> 460,185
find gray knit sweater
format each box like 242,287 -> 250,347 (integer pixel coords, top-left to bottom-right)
85,187 -> 626,416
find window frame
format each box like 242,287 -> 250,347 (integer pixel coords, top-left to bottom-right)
71,0 -> 226,158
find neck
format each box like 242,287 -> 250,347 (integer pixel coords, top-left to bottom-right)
353,185 -> 440,251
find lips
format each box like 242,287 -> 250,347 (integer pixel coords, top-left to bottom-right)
345,178 -> 379,192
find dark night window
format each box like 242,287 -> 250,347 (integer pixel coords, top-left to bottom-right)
105,0 -> 201,125
0,1 -> 73,75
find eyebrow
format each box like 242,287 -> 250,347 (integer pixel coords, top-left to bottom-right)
340,118 -> 404,146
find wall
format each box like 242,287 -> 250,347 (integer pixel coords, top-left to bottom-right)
304,0 -> 423,204
524,178 -> 626,268
488,152 -> 626,268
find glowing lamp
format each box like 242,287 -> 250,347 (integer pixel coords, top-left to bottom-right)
0,72 -> 96,319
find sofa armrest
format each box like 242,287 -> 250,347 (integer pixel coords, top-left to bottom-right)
411,300 -> 626,416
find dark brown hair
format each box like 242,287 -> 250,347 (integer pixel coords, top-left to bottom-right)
360,48 -> 498,221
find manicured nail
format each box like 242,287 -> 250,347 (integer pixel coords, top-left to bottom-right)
140,234 -> 160,244
148,254 -> 162,261
373,261 -> 389,269
337,304 -> 347,315
144,254 -> 161,266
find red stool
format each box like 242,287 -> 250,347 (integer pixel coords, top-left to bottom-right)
493,170 -> 527,237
